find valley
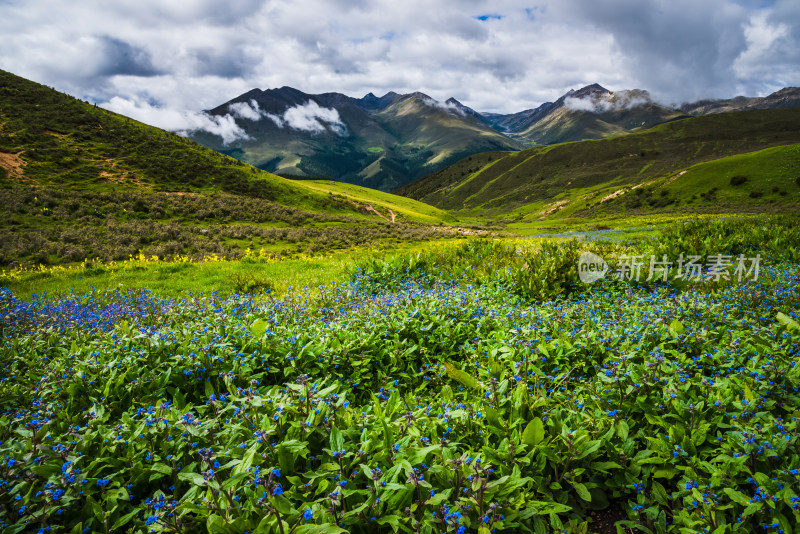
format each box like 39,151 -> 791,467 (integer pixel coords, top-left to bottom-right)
2,66 -> 800,534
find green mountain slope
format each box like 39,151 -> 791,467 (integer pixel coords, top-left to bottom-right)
190,89 -> 521,192
397,109 -> 800,219
484,85 -> 685,146
0,69 -> 453,267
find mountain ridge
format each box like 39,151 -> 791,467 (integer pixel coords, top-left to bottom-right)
192,87 -> 522,191
190,83 -> 800,192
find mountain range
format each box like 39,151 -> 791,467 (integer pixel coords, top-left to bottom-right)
191,88 -> 521,192
190,84 -> 800,192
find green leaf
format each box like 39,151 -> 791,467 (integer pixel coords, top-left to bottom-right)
234,445 -> 257,475
577,439 -> 602,459
549,511 -> 564,530
522,417 -> 545,447
777,312 -> 800,331
250,318 -> 269,338
655,510 -> 667,534
407,445 -> 439,465
150,463 -> 172,476
272,495 -> 297,516
294,525 -> 347,534
723,488 -> 751,506
221,472 -> 248,491
178,472 -> 206,486
574,482 -> 591,502
519,501 -> 572,516
669,318 -> 685,336
427,493 -> 448,507
617,419 -> 629,441
206,514 -> 229,534
330,426 -> 344,452
443,362 -> 480,390
742,501 -> 762,517
110,508 -> 141,531
381,418 -> 393,453
651,480 -> 669,506
485,407 -> 502,428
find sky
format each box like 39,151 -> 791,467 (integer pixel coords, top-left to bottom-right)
1,0 -> 798,133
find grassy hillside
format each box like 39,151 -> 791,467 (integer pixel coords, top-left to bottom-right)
0,69 -> 453,267
590,144 -> 800,216
294,180 -> 455,224
397,109 -> 800,220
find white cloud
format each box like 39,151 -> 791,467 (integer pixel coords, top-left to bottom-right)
420,96 -> 467,116
563,97 -> 596,112
564,90 -> 652,112
0,0 -> 797,119
263,113 -> 285,128
227,100 -> 262,121
282,101 -> 347,135
733,12 -> 791,82
102,96 -> 250,144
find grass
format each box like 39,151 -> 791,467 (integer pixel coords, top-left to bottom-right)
648,143 -> 800,203
1,239 -> 469,299
396,109 -> 800,218
293,180 -> 456,224
0,184 -> 456,268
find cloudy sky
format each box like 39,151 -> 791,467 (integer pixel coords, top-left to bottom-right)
1,0 -> 798,131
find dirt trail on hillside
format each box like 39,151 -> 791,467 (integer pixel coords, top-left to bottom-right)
364,204 -> 395,223
0,151 -> 27,180
539,199 -> 568,219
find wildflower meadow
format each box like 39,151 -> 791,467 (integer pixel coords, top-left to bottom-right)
1,218 -> 800,533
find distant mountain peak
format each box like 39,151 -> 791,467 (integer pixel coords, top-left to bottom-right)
406,91 -> 433,101
564,83 -> 611,100
444,97 -> 471,111
356,91 -> 400,110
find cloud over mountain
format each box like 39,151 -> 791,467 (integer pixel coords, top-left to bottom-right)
564,90 -> 652,113
282,101 -> 347,135
103,96 -> 251,145
0,0 -> 796,124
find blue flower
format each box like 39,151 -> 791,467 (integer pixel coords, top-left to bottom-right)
303,509 -> 313,521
